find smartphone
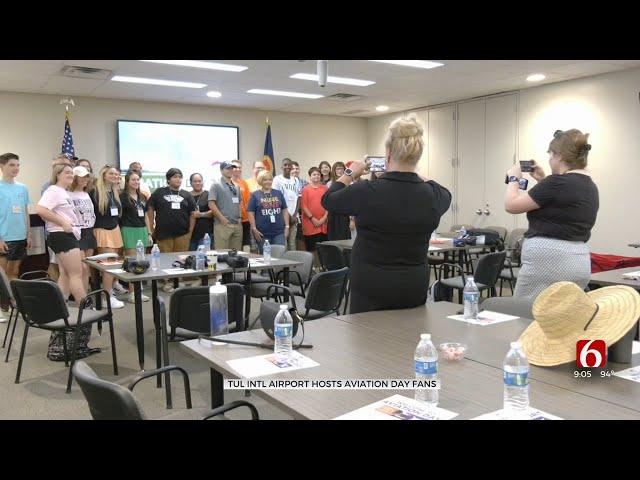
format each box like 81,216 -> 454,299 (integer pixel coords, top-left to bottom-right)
505,175 -> 529,190
367,156 -> 386,172
519,160 -> 534,172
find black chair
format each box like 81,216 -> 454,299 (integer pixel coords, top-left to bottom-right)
72,360 -> 259,420
2,270 -> 50,363
499,230 -> 526,295
342,248 -> 352,315
265,267 -> 349,321
11,279 -> 118,393
249,250 -> 315,301
316,243 -> 346,271
438,251 -> 507,303
168,283 -> 245,341
480,296 -> 534,320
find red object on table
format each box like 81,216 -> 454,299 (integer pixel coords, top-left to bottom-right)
590,253 -> 640,273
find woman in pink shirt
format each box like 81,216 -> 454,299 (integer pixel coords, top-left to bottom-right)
36,164 -> 85,306
301,167 -> 328,267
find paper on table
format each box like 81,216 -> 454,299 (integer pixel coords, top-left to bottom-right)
226,351 -> 319,378
473,408 -> 562,420
621,271 -> 640,279
428,246 -> 443,251
335,395 -> 458,420
614,365 -> 640,383
163,268 -> 196,274
632,341 -> 640,355
86,252 -> 118,260
107,268 -> 126,274
447,310 -> 519,326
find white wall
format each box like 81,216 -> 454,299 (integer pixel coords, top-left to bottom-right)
0,92 -> 367,205
367,67 -> 640,255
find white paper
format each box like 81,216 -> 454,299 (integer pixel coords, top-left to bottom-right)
632,341 -> 640,355
249,258 -> 277,267
473,408 -> 562,420
447,310 -> 520,326
86,252 -> 118,260
614,365 -> 640,383
107,268 -> 126,274
335,395 -> 458,420
621,271 -> 640,279
226,351 -> 319,378
428,246 -> 443,251
163,268 -> 196,274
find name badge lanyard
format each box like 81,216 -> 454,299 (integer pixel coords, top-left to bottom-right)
109,191 -> 119,216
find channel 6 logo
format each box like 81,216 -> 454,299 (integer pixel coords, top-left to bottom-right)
576,339 -> 607,368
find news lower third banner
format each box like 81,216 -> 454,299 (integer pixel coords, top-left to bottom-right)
224,379 -> 440,390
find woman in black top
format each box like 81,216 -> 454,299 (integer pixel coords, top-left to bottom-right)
322,116 -> 451,314
504,129 -> 599,301
326,161 -> 351,240
189,172 -> 214,251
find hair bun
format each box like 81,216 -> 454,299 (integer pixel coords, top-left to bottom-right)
583,144 -> 592,152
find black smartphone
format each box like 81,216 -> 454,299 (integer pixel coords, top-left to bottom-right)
505,175 -> 529,190
519,160 -> 534,172
366,156 -> 386,172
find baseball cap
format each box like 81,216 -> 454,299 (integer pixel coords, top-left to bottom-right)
220,161 -> 237,171
73,166 -> 91,177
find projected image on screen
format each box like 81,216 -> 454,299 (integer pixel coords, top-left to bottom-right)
117,120 -> 239,193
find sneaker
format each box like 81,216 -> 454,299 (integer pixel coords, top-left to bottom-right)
127,293 -> 150,303
0,309 -> 8,323
108,295 -> 125,309
162,283 -> 174,293
112,282 -> 128,295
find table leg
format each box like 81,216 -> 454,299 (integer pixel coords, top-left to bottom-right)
91,269 -> 102,310
151,280 -> 162,388
200,275 -> 208,286
244,268 -> 252,330
210,368 -> 223,409
283,267 -> 290,302
133,281 -> 145,371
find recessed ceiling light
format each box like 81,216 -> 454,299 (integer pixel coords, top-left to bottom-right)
247,89 -> 323,99
206,91 -> 222,98
370,60 -> 444,69
140,60 -> 248,72
376,105 -> 389,112
527,73 -> 546,82
290,73 -> 375,87
111,75 -> 206,88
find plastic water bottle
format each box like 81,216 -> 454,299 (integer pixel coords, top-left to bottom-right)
136,239 -> 145,261
503,341 -> 530,417
203,233 -> 211,252
263,239 -> 271,264
414,333 -> 438,407
151,244 -> 160,271
463,276 -> 480,320
459,226 -> 467,237
274,304 -> 293,363
196,245 -> 206,271
209,281 -> 228,337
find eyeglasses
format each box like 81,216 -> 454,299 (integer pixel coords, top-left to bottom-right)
227,183 -> 237,196
553,130 -> 563,138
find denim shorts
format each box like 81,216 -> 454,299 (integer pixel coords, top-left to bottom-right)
0,239 -> 27,261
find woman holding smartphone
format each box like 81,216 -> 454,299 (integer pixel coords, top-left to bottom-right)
326,161 -> 351,240
504,129 -> 599,301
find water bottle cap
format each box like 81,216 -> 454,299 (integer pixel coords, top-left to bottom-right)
420,333 -> 431,341
279,304 -> 288,310
510,341 -> 522,349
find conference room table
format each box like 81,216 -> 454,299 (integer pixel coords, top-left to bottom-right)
180,303 -> 640,419
84,251 -> 302,372
590,266 -> 640,290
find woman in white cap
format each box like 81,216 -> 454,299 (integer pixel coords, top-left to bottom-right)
504,129 -> 599,301
68,165 -> 97,292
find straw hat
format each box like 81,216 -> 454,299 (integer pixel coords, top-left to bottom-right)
519,282 -> 640,366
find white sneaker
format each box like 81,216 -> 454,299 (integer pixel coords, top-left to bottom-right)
108,295 -> 125,309
127,293 -> 150,303
112,282 -> 128,295
0,309 -> 8,323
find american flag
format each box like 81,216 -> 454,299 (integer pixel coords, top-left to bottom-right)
61,111 -> 75,158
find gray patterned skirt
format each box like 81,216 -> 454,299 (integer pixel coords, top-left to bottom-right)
513,237 -> 591,301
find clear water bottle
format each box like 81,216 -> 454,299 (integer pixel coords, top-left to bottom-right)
151,244 -> 160,271
203,233 -> 211,252
463,276 -> 480,320
263,239 -> 271,264
209,281 -> 228,337
503,341 -> 530,417
274,304 -> 293,363
414,333 -> 438,407
196,245 -> 206,271
136,239 -> 145,261
459,226 -> 467,237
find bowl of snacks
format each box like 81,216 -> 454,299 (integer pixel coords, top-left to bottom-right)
439,343 -> 467,361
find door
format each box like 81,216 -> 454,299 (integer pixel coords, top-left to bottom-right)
456,99 -> 486,228
427,105 -> 456,232
484,94 -> 518,231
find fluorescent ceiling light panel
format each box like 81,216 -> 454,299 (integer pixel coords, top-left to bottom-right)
376,105 -> 389,112
206,91 -> 222,98
526,73 -> 546,82
290,73 -> 375,86
111,75 -> 206,88
140,60 -> 248,72
370,60 -> 444,69
247,89 -> 323,99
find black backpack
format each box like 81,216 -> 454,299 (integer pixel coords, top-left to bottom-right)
466,229 -> 505,251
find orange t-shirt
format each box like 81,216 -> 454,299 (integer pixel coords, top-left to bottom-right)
301,184 -> 328,236
236,178 -> 250,222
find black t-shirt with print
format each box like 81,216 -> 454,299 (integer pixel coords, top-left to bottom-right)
191,190 -> 213,242
526,173 -> 599,242
90,190 -> 121,230
148,186 -> 197,240
120,192 -> 149,228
